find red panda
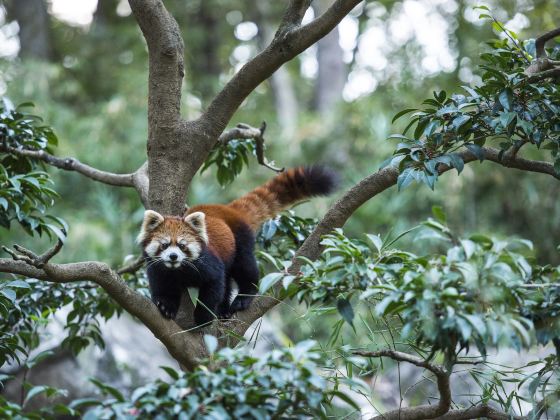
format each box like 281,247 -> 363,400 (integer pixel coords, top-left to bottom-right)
137,166 -> 337,327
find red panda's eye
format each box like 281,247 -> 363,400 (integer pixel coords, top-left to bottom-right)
161,243 -> 169,250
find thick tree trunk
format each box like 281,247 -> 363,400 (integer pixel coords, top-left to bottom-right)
312,0 -> 347,116
5,0 -> 52,61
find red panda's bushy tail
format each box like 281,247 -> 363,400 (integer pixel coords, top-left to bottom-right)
228,166 -> 338,231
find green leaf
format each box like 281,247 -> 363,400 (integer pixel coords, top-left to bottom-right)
448,153 -> 464,174
5,280 -> 30,289
282,275 -> 296,289
46,224 -> 67,243
431,206 -> 446,224
366,234 -> 383,254
331,390 -> 360,410
465,144 -> 485,161
499,112 -> 517,129
392,108 -> 417,124
337,298 -> 354,327
498,88 -> 513,111
258,272 -> 283,294
24,385 -> 49,405
0,288 -> 16,302
397,168 -> 416,191
159,366 -> 179,380
89,378 -> 125,402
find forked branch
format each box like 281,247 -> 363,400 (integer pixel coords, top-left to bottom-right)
200,0 -> 363,137
354,350 -> 527,420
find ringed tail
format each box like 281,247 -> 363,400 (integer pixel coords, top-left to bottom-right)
228,166 -> 338,231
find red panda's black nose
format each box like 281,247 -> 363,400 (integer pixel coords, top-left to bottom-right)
169,253 -> 178,261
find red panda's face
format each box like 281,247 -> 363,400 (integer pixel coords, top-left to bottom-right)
137,210 -> 208,269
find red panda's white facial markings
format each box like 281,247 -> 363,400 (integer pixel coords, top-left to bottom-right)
139,212 -> 206,269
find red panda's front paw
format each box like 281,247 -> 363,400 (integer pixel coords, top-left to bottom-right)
153,298 -> 178,319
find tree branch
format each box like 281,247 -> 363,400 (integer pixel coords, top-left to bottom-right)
232,147 -> 560,334
277,0 -> 313,36
438,405 -> 528,420
353,350 -> 529,420
218,123 -> 264,144
200,0 -> 363,138
535,27 -> 560,59
128,0 -> 189,215
0,252 -> 207,370
354,350 -> 451,420
0,144 -> 136,187
217,122 -> 284,172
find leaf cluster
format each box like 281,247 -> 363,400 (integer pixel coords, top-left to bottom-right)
72,340 -> 346,420
201,139 -> 255,186
0,277 -> 121,368
264,215 -> 560,363
387,23 -> 560,190
0,99 -> 66,238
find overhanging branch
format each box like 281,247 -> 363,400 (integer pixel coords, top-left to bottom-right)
0,144 -> 136,187
200,0 -> 363,138
232,147 -> 560,334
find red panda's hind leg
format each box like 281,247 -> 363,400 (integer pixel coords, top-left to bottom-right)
229,224 -> 259,313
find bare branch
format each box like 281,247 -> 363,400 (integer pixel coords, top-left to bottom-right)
524,27 -> 560,77
526,66 -> 560,82
438,405 -> 528,420
354,350 -> 451,420
353,350 -> 529,420
277,0 -> 313,35
535,27 -> 560,59
218,123 -> 264,144
3,237 -> 63,268
116,255 -> 145,275
353,350 -> 444,373
0,144 -> 136,187
218,122 -> 284,172
200,0 -> 363,138
132,161 -> 149,207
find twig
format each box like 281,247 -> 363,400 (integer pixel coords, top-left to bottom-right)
3,236 -> 64,268
117,256 -> 145,275
0,144 -> 135,187
217,122 -> 284,172
535,27 -> 560,59
254,121 -> 284,172
218,123 -> 263,144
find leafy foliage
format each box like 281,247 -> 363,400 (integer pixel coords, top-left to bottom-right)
201,139 -> 256,186
72,340 -> 347,419
0,99 -> 65,238
287,217 -> 560,360
387,19 -> 560,190
257,210 -> 318,260
0,277 -> 121,367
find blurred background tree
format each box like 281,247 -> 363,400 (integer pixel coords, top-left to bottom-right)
0,0 -> 559,417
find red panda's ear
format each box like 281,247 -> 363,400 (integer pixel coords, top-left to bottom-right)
183,212 -> 208,244
137,210 -> 164,243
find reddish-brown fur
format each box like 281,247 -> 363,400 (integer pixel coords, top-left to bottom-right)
140,166 -> 337,323
185,166 -> 336,260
